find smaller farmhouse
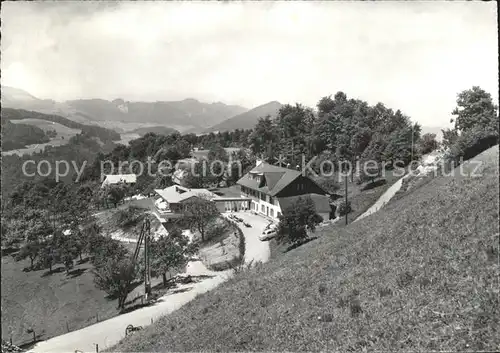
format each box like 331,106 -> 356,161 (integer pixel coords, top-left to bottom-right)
101,174 -> 137,188
154,184 -> 251,221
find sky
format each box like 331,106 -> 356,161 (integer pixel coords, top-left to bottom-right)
1,1 -> 498,127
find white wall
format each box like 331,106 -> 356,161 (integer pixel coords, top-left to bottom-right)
251,194 -> 281,220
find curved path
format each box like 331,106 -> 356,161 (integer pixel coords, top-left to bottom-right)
355,152 -> 442,223
354,176 -> 406,222
224,212 -> 271,265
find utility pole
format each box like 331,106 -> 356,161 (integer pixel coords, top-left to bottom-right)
144,227 -> 151,299
411,124 -> 414,162
344,170 -> 348,226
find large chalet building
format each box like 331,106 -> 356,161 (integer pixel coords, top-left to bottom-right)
237,160 -> 332,221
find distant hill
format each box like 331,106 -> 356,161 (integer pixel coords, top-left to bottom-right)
1,108 -> 121,144
130,126 -> 179,137
1,86 -> 56,111
1,86 -> 247,132
205,101 -> 282,133
0,119 -> 50,151
65,98 -> 247,130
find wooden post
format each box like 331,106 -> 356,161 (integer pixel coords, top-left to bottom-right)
95,343 -> 99,353
411,124 -> 414,162
344,169 -> 348,226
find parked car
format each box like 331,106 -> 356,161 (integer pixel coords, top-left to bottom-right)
264,222 -> 277,231
259,228 -> 277,241
244,222 -> 252,228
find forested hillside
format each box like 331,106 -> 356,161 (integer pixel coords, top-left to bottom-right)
205,101 -> 282,132
0,120 -> 50,151
2,108 -> 121,143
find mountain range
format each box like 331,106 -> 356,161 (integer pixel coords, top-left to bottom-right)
1,86 -> 256,133
1,86 -> 444,138
204,101 -> 283,133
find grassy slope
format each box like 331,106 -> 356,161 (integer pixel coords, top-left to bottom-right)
9,118 -> 81,149
1,201 -> 155,346
271,170 -> 402,257
1,256 -> 120,346
110,146 -> 499,352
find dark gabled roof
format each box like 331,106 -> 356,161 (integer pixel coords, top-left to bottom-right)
264,172 -> 285,190
278,193 -> 332,215
237,162 -> 302,197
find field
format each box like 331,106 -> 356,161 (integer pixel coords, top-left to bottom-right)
10,118 -> 81,142
1,200 -> 158,347
109,146 -> 499,352
1,254 -> 121,347
2,119 -> 81,156
116,133 -> 141,146
270,169 -> 402,256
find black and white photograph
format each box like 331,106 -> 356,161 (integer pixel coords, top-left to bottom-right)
1,1 -> 499,352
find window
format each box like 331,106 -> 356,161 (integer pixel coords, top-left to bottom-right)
261,204 -> 265,212
260,192 -> 266,201
270,209 -> 274,217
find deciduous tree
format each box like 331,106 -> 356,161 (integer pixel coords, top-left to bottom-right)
182,196 -> 220,242
92,257 -> 137,309
276,196 -> 323,245
150,228 -> 198,286
452,86 -> 498,133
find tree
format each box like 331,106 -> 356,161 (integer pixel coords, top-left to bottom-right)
90,235 -> 128,268
92,257 -> 137,309
248,116 -> 278,155
441,128 -> 459,150
338,200 -> 352,216
38,240 -> 60,273
104,184 -> 127,208
444,87 -> 499,163
149,228 -> 198,286
314,177 -> 340,194
182,196 -> 220,242
183,160 -> 218,189
207,144 -> 228,185
56,233 -> 80,274
207,144 -> 228,163
357,162 -> 381,185
452,86 -> 498,133
15,239 -> 41,269
23,217 -> 53,242
276,196 -> 323,245
418,133 -> 439,155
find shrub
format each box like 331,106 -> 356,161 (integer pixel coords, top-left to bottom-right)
115,206 -> 146,228
357,163 -> 381,185
446,127 -> 498,165
337,201 -> 352,216
418,133 -> 439,155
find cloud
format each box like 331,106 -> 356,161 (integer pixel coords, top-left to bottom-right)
1,1 -> 497,127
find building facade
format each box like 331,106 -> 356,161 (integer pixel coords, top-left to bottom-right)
237,161 -> 331,221
101,174 -> 137,188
